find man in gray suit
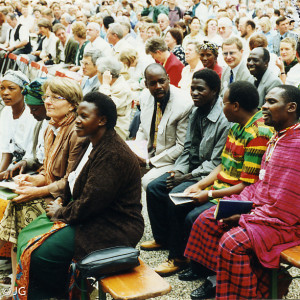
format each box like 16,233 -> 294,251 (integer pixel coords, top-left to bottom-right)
136,63 -> 193,190
220,37 -> 253,97
273,16 -> 298,56
80,49 -> 102,96
247,47 -> 282,107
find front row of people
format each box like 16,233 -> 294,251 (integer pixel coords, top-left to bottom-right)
0,65 -> 299,299
141,72 -> 300,299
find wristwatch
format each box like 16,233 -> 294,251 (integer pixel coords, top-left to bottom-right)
208,190 -> 213,200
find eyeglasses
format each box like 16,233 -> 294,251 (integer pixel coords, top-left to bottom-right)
222,51 -> 238,57
220,101 -> 231,107
80,60 -> 92,67
42,95 -> 66,102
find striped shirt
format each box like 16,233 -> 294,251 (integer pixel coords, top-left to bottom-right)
213,110 -> 274,190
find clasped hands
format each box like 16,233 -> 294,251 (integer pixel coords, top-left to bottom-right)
10,174 -> 45,203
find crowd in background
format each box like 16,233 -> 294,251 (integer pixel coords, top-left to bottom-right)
0,0 -> 299,299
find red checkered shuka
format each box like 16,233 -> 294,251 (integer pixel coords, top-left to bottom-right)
217,226 -> 270,300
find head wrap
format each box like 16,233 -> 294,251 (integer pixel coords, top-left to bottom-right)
199,41 -> 219,57
22,77 -> 47,105
2,70 -> 29,89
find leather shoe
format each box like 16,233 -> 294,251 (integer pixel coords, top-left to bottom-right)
155,258 -> 189,277
140,240 -> 164,251
190,279 -> 216,300
178,267 -> 202,281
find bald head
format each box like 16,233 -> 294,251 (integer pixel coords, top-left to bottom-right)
247,47 -> 269,78
144,63 -> 170,101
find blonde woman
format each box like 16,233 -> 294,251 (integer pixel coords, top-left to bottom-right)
276,37 -> 298,83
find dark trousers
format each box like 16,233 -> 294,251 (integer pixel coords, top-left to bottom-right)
146,172 -> 215,259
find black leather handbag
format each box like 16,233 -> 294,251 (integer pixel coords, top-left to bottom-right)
75,246 -> 140,279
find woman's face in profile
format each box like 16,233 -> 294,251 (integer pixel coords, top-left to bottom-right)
76,101 -> 103,137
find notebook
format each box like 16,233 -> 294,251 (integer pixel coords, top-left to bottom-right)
214,199 -> 253,220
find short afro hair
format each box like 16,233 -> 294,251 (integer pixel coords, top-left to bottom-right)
192,69 -> 221,97
83,91 -> 117,130
227,81 -> 259,111
275,85 -> 300,118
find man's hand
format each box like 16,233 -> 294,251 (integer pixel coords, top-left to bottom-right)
192,190 -> 209,205
6,46 -> 14,52
220,214 -> 241,227
166,170 -> 186,190
184,182 -> 201,195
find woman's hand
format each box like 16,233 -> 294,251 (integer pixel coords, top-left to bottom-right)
275,56 -> 285,73
46,201 -> 62,218
14,174 -> 45,187
12,185 -> 49,203
12,186 -> 43,203
102,70 -> 113,85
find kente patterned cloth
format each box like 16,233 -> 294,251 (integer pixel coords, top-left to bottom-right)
209,110 -> 274,203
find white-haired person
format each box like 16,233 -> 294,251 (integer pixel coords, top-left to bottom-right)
85,22 -> 111,57
97,56 -> 133,140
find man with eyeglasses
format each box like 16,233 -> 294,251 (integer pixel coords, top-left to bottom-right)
220,36 -> 253,98
80,50 -> 102,96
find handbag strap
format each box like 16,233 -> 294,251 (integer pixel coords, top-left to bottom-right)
69,261 -> 100,293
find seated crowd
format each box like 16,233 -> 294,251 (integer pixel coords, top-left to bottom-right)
0,0 -> 299,299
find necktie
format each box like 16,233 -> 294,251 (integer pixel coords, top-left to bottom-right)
229,70 -> 234,84
153,103 -> 162,150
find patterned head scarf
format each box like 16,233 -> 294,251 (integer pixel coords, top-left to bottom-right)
22,77 -> 47,105
199,41 -> 219,57
2,70 -> 29,88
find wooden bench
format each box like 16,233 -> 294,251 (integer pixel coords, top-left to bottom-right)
271,245 -> 300,299
82,258 -> 172,300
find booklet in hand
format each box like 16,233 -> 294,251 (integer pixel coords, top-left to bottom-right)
214,199 -> 253,220
169,192 -> 195,205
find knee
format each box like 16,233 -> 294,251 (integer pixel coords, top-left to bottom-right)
218,228 -> 249,257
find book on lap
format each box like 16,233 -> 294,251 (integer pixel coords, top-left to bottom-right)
169,192 -> 195,205
214,199 -> 253,220
0,187 -> 18,200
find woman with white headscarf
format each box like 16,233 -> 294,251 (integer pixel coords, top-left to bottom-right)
0,70 -> 37,178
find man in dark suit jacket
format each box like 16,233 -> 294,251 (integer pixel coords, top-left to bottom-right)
53,23 -> 78,65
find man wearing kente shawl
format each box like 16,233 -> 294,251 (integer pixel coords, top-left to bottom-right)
184,85 -> 300,300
